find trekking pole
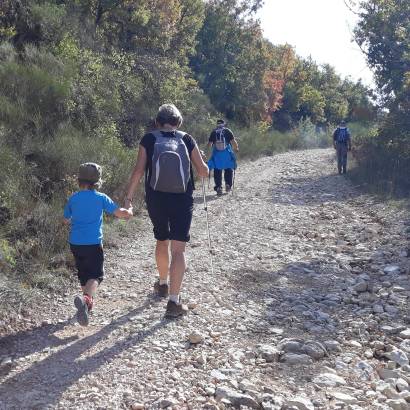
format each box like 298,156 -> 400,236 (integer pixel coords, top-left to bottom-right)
201,178 -> 215,275
232,169 -> 236,196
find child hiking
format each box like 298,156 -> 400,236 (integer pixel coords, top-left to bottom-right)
125,104 -> 209,319
333,120 -> 352,174
207,119 -> 239,196
64,163 -> 133,326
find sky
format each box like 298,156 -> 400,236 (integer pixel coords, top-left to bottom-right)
258,0 -> 375,87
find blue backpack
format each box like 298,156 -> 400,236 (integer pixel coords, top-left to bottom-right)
336,127 -> 349,144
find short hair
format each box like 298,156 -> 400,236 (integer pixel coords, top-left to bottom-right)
78,179 -> 100,190
156,104 -> 183,127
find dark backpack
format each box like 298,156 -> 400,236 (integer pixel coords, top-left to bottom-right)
336,127 -> 349,144
214,127 -> 227,151
149,131 -> 190,193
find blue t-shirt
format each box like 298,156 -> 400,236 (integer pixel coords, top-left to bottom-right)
64,190 -> 119,245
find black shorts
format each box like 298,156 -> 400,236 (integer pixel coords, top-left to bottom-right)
70,244 -> 104,286
146,191 -> 194,242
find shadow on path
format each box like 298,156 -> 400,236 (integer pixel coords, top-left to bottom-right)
269,174 -> 360,206
0,299 -> 169,409
0,319 -> 76,367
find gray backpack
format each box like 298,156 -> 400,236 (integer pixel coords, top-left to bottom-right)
215,127 -> 227,151
149,130 -> 191,193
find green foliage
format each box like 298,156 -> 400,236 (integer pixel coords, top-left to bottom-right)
352,0 -> 410,195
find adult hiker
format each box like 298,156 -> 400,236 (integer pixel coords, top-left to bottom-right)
124,104 -> 209,318
333,120 -> 352,174
207,119 -> 239,196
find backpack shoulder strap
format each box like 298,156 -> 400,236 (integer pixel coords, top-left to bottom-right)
151,130 -> 162,139
174,130 -> 186,139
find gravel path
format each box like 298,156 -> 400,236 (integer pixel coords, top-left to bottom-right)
1,149 -> 409,410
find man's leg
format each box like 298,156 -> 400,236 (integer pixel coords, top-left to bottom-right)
342,145 -> 348,173
336,145 -> 342,174
214,168 -> 222,194
224,168 -> 233,191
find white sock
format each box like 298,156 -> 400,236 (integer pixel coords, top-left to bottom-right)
169,294 -> 179,303
159,279 -> 168,286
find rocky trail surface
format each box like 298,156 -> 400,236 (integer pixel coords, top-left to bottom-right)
1,149 -> 410,410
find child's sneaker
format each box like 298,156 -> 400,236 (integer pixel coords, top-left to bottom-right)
153,280 -> 169,298
225,184 -> 231,193
165,300 -> 188,319
216,187 -> 223,196
74,294 -> 92,326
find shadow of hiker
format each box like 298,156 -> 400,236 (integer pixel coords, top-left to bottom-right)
0,319 -> 77,376
269,174 -> 360,206
0,299 -> 169,409
193,193 -> 221,205
228,259 -> 353,340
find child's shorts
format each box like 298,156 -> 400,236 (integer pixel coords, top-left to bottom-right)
70,244 -> 104,286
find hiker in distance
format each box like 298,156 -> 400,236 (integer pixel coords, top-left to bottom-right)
124,104 -> 209,318
207,119 -> 239,196
64,163 -> 133,326
333,120 -> 352,174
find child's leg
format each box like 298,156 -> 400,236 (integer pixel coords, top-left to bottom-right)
83,279 -> 99,298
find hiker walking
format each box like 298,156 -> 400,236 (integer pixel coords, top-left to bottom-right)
64,163 -> 133,326
333,120 -> 352,174
207,119 -> 239,196
125,104 -> 209,318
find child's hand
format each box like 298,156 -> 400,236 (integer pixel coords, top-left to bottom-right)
114,207 -> 134,220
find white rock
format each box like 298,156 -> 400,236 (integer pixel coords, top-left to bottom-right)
283,397 -> 314,410
331,392 -> 358,404
384,265 -> 400,274
277,338 -> 304,353
281,353 -> 313,365
312,373 -> 346,387
399,329 -> 410,340
352,281 -> 368,292
385,398 -> 408,410
303,341 -> 327,359
373,304 -> 385,314
215,386 -> 259,408
257,344 -> 280,362
160,397 -> 178,408
378,368 -> 401,380
396,378 -> 409,392
189,331 -> 204,344
324,340 -> 342,353
130,404 -> 145,410
384,349 -> 409,367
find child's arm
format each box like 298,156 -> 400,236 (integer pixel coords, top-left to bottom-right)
114,206 -> 133,220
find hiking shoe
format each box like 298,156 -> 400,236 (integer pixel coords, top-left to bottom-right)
165,300 -> 188,319
216,187 -> 223,196
225,184 -> 231,193
74,295 -> 90,326
154,280 -> 169,298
